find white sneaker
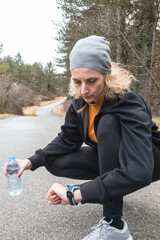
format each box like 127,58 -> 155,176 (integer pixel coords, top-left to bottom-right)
82,218 -> 133,240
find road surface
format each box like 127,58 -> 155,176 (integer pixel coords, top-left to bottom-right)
0,100 -> 160,240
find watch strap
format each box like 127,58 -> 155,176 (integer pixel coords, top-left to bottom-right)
66,185 -> 80,206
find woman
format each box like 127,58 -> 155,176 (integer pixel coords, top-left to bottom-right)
3,36 -> 160,240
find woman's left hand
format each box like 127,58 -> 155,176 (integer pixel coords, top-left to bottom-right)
46,183 -> 69,205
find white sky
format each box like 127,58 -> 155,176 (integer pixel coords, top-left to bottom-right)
0,0 -> 62,67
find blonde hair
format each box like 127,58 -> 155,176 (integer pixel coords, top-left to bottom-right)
69,62 -> 136,99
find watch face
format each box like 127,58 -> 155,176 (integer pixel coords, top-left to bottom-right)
67,191 -> 73,198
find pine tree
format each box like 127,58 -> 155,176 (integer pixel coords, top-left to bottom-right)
45,61 -> 57,97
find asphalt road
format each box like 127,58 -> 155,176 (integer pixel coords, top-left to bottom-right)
0,101 -> 160,240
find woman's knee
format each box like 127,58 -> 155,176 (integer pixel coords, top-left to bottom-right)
97,114 -> 121,139
45,157 -> 67,176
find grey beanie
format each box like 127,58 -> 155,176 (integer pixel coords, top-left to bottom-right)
69,35 -> 111,74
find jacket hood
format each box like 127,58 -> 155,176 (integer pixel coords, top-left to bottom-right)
72,97 -> 87,112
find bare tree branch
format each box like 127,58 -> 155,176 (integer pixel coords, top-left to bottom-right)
119,30 -> 160,92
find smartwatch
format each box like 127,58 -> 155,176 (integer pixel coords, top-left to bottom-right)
66,185 -> 80,206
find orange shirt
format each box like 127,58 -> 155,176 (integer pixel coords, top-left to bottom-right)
88,96 -> 104,143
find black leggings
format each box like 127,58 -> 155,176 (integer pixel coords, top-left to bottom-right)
46,114 -> 123,219
152,144 -> 160,182
45,114 -> 160,219
46,146 -> 123,219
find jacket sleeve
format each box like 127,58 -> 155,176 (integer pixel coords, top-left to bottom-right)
28,104 -> 83,170
80,92 -> 154,204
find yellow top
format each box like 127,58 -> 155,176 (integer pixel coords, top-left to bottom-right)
88,96 -> 104,143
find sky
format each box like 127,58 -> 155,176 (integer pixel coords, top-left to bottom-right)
0,0 -> 62,67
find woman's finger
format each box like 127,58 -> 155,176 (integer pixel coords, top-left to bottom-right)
17,168 -> 24,178
3,163 -> 7,176
46,193 -> 60,202
50,194 -> 60,200
48,199 -> 61,205
46,189 -> 55,199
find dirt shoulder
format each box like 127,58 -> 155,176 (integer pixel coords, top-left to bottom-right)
51,104 -> 66,117
153,117 -> 160,129
22,97 -> 66,116
0,114 -> 19,120
0,97 -> 66,120
23,97 -> 71,118
52,99 -> 71,117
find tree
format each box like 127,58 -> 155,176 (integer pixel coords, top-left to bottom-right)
44,61 -> 57,96
14,52 -> 28,85
0,43 -> 3,56
3,56 -> 18,82
29,62 -> 46,95
55,0 -> 160,113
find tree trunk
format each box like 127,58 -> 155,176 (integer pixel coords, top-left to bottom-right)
116,4 -> 126,63
147,0 -> 159,107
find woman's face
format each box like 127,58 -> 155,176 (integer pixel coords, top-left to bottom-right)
71,68 -> 106,103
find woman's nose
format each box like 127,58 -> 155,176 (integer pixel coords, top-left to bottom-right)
81,83 -> 88,95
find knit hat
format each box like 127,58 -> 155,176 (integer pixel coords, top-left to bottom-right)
69,35 -> 111,74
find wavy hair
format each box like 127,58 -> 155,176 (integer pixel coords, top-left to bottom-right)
69,62 -> 136,99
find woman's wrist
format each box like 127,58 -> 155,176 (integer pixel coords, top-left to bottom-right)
73,189 -> 82,203
26,159 -> 33,169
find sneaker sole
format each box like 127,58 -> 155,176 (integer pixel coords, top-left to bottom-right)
128,236 -> 133,240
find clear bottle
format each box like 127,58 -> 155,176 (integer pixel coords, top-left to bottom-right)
6,156 -> 22,196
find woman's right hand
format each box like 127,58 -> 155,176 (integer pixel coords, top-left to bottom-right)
3,159 -> 33,177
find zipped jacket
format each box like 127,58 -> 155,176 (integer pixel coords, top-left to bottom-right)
29,91 -> 160,204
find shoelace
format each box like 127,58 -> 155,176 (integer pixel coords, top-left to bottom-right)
91,218 -> 113,230
85,218 -> 113,239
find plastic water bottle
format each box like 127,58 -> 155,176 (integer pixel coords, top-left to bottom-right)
6,156 -> 22,196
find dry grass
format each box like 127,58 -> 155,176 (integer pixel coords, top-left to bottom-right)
52,99 -> 71,117
0,114 -> 19,119
52,104 -> 66,117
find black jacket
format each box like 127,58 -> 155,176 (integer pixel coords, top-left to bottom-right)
29,91 -> 160,204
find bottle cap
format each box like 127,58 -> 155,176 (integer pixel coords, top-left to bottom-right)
9,155 -> 15,162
